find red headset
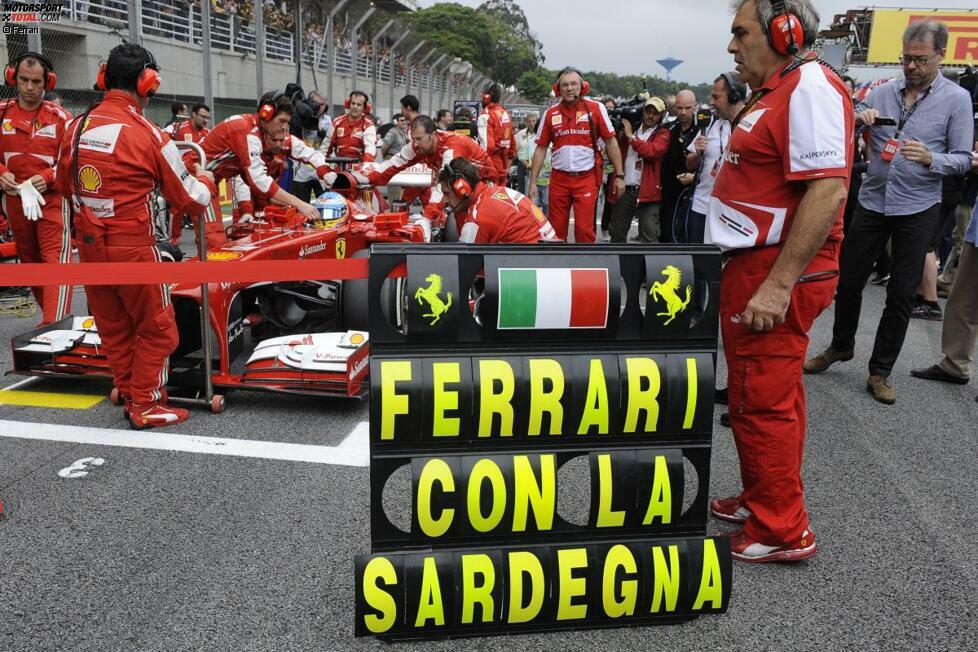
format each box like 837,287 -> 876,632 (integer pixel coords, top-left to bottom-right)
769,1 -> 803,56
443,160 -> 472,199
553,67 -> 589,97
95,55 -> 161,97
5,52 -> 57,91
257,90 -> 285,122
482,92 -> 493,107
344,91 -> 371,115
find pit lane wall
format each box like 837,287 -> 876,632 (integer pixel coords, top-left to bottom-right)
355,244 -> 731,639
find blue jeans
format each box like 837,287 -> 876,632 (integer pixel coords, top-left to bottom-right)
535,184 -> 549,216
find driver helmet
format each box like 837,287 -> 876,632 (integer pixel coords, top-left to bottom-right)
312,191 -> 349,223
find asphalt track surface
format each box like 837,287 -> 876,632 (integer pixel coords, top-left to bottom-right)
1,265 -> 977,650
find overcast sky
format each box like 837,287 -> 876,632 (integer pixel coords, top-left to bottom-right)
416,1 -> 978,84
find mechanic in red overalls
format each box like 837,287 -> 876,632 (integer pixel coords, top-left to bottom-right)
56,43 -> 217,429
530,67 -> 625,243
184,91 -> 334,248
169,103 -> 211,244
326,91 -> 377,162
706,0 -> 853,562
477,83 -> 515,187
233,130 -> 288,221
361,115 -> 498,218
437,157 -> 558,244
0,51 -> 73,324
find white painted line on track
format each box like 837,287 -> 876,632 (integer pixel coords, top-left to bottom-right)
0,419 -> 370,467
2,376 -> 42,392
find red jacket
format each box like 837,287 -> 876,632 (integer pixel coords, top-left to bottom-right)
628,124 -> 671,203
187,113 -> 331,203
173,121 -> 209,144
0,98 -> 71,198
327,114 -> 377,162
460,182 -> 559,244
56,90 -> 215,237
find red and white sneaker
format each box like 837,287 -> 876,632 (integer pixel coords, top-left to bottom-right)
127,403 -> 189,430
729,529 -> 817,563
711,495 -> 752,523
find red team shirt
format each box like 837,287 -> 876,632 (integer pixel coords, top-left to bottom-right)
173,121 -> 210,144
459,183 -> 558,244
535,98 -> 615,172
327,114 -> 377,162
707,60 -> 854,251
0,99 -> 71,191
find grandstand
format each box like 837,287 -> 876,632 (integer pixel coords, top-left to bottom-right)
0,0 -> 492,124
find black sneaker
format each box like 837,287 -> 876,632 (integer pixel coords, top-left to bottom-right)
910,303 -> 943,321
869,272 -> 890,286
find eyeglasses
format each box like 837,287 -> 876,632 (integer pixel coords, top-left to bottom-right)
410,132 -> 432,145
558,81 -> 581,89
900,53 -> 940,67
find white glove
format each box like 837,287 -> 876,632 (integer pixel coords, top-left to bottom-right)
321,172 -> 338,188
19,181 -> 46,221
239,213 -> 254,224
351,171 -> 370,186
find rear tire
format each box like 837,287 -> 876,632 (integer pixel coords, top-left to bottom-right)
341,250 -> 370,331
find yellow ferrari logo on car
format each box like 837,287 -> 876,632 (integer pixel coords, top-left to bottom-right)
335,238 -> 346,259
649,265 -> 692,326
414,273 -> 453,326
206,251 -> 243,261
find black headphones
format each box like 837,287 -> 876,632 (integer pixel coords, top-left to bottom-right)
720,72 -> 747,104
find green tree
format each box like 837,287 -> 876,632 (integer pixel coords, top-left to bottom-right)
516,68 -> 554,104
478,0 -> 545,66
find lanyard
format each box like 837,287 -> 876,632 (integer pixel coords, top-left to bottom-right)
897,85 -> 931,137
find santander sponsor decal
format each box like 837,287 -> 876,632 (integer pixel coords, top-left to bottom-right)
349,355 -> 369,380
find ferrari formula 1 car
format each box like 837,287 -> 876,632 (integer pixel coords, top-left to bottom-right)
10,190 -> 429,408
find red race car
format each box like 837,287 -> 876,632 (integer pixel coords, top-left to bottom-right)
11,191 -> 427,407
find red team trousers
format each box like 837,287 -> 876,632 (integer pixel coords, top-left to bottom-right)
720,241 -> 840,545
79,236 -> 179,407
547,169 -> 598,243
2,193 -> 73,324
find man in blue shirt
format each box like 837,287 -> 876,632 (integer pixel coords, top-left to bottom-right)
805,20 -> 974,404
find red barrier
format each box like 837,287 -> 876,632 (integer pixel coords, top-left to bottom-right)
0,258 -> 369,287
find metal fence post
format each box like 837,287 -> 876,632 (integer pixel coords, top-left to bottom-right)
127,0 -> 142,45
370,18 -> 396,113
429,54 -> 448,114
349,7 -> 376,96
255,0 -> 265,95
202,0 -> 214,109
402,39 -> 426,107
387,31 -> 410,120
416,48 -> 437,105
326,0 -> 351,112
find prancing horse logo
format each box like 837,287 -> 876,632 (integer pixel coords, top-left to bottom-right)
414,273 -> 453,326
649,265 -> 692,325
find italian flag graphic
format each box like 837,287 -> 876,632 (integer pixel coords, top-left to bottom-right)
497,268 -> 609,330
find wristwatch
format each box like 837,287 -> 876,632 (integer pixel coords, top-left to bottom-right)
615,173 -> 625,179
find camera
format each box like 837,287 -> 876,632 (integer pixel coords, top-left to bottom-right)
284,83 -> 321,137
610,94 -> 647,132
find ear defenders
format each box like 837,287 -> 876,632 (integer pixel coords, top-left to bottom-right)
553,67 -> 589,97
5,52 -> 57,91
344,91 -> 371,115
769,0 -> 803,56
258,90 -> 285,122
720,71 -> 747,104
443,161 -> 472,199
95,51 -> 161,97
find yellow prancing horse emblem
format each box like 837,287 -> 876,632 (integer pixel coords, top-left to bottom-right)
649,265 -> 692,325
335,237 -> 346,259
414,273 -> 453,325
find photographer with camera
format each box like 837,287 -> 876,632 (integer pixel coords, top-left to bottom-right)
660,89 -> 700,242
683,72 -> 746,244
806,20 -> 975,405
609,97 -> 670,243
